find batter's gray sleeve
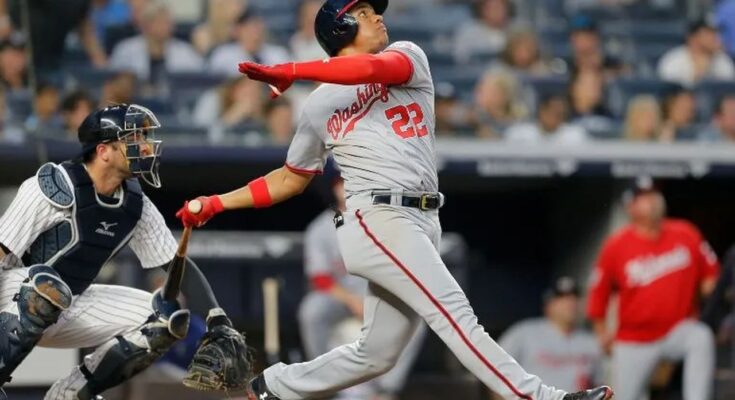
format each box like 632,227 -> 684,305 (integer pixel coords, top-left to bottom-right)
0,178 -> 57,256
128,196 -> 178,269
285,107 -> 328,174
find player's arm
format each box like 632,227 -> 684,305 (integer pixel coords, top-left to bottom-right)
238,51 -> 412,96
311,274 -> 363,317
586,242 -> 616,354
0,178 -> 58,263
177,166 -> 314,227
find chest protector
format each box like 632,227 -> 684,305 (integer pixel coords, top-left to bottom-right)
24,162 -> 143,294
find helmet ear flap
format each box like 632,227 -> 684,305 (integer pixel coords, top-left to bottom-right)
330,13 -> 359,55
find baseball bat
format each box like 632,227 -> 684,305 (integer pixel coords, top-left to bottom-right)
263,277 -> 281,366
161,208 -> 195,301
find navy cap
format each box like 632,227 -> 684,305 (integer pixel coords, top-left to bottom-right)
569,14 -> 597,33
622,176 -> 659,204
543,277 -> 579,303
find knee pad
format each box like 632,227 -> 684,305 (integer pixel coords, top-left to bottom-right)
76,309 -> 190,397
0,265 -> 72,385
18,265 -> 73,335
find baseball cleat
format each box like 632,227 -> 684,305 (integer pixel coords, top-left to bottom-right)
563,385 -> 614,400
247,374 -> 280,400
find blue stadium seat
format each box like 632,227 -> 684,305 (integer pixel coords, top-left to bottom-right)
521,76 -> 570,113
5,90 -> 32,121
606,78 -> 680,117
133,96 -> 175,116
65,68 -> 119,94
167,72 -> 227,111
693,80 -> 735,121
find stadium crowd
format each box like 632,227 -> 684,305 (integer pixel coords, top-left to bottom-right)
0,0 -> 734,146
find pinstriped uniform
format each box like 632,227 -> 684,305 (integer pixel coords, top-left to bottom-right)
0,173 -> 178,398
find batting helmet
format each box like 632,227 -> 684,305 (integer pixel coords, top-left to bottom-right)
315,0 -> 388,56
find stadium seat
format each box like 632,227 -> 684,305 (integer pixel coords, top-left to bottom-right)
521,76 -> 570,113
606,78 -> 680,118
693,80 -> 735,121
5,90 -> 32,122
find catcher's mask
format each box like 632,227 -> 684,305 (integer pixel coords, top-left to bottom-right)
78,104 -> 163,188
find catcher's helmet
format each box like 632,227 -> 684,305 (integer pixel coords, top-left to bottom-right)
78,104 -> 163,188
315,0 -> 388,56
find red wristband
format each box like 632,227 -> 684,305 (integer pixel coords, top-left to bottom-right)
209,195 -> 225,213
311,275 -> 336,292
248,177 -> 273,208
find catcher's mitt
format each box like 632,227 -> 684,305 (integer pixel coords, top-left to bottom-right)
183,320 -> 254,392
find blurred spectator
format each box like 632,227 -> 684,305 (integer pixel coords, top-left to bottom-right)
90,0 -> 131,46
290,0 -> 325,61
2,0 -> 107,84
0,32 -> 26,92
0,87 -> 24,143
659,87 -> 696,142
622,95 -> 663,142
109,0 -> 204,83
99,71 -> 136,106
658,18 -> 735,87
191,0 -> 247,56
587,177 -> 719,400
25,83 -> 63,134
717,0 -> 735,57
208,11 -> 290,77
568,68 -> 615,135
192,76 -> 265,128
567,15 -> 624,79
491,27 -> 555,77
498,277 -> 602,392
61,90 -> 96,140
265,98 -> 295,145
699,95 -> 735,142
505,94 -> 588,144
473,70 -> 527,138
453,0 -> 513,63
435,82 -> 475,136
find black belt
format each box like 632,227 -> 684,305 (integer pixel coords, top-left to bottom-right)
372,193 -> 442,210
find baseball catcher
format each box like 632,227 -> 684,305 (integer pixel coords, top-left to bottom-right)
0,104 -> 251,399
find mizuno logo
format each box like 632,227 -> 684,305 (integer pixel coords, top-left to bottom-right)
259,393 -> 268,400
95,221 -> 118,237
100,222 -> 118,230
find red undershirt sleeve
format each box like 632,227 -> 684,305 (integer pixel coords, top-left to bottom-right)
293,51 -> 413,86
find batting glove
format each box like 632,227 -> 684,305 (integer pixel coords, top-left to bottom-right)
176,195 -> 224,228
238,62 -> 295,98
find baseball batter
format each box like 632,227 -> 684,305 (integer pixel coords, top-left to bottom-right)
176,1 -> 613,399
0,104 -> 249,399
299,172 -> 426,398
587,178 -> 719,400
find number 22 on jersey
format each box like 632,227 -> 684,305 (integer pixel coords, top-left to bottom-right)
385,102 -> 428,139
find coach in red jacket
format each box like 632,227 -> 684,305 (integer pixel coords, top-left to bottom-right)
587,177 -> 719,400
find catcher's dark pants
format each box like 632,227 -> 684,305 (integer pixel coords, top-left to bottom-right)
0,267 -> 155,400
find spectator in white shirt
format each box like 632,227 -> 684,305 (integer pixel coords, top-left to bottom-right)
208,10 -> 290,77
505,94 -> 588,144
453,0 -> 513,63
658,18 -> 735,87
109,0 -> 204,82
290,0 -> 325,61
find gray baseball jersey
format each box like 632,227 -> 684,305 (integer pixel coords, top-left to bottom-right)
285,41 -> 438,197
499,319 -> 602,392
264,41 -> 567,400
